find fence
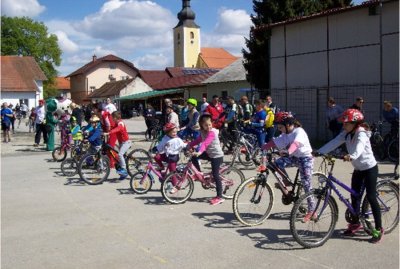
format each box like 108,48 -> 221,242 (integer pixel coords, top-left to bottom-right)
271,83 -> 399,142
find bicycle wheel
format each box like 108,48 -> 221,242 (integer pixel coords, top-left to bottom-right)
126,148 -> 151,177
290,190 -> 338,248
61,158 -> 78,177
161,172 -> 194,204
237,144 -> 254,167
52,146 -> 67,162
387,139 -> 399,163
220,167 -> 245,199
233,176 -> 274,226
130,171 -> 153,194
78,153 -> 110,185
360,180 -> 399,234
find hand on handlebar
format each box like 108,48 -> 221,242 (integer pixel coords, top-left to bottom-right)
343,154 -> 352,162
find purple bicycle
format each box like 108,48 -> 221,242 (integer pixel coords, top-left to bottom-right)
290,154 -> 399,248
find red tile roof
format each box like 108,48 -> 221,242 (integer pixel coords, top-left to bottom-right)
1,56 -> 47,92
54,77 -> 70,90
256,0 -> 385,31
152,71 -> 218,90
66,54 -> 138,77
138,70 -> 171,88
199,48 -> 239,69
88,78 -> 134,98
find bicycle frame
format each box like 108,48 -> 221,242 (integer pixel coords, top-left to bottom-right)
142,161 -> 164,184
181,159 -> 230,186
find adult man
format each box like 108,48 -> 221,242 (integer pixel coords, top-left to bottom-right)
200,97 -> 209,114
105,98 -> 117,114
205,95 -> 225,129
266,95 -> 278,114
326,97 -> 344,138
350,97 -> 364,113
1,102 -> 13,142
34,99 -> 47,147
70,102 -> 83,126
20,101 -> 28,118
383,101 -> 399,136
239,96 -> 253,121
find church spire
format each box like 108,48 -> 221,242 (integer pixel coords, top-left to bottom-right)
175,0 -> 199,28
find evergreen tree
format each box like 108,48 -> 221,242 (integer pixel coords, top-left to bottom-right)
243,0 -> 352,97
1,16 -> 62,98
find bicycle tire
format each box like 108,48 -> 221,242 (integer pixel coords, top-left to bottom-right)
360,180 -> 399,234
126,148 -> 151,177
78,153 -> 110,185
61,158 -> 78,177
52,146 -> 67,162
387,139 -> 399,163
233,176 -> 274,226
130,171 -> 153,194
237,144 -> 255,167
220,167 -> 245,199
290,189 -> 338,248
161,172 -> 194,204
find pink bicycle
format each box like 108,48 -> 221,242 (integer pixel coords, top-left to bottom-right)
161,155 -> 245,204
130,160 -> 184,194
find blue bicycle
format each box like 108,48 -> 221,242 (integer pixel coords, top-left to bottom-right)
290,154 -> 399,248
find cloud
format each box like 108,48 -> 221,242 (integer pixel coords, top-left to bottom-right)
133,53 -> 172,70
53,31 -> 79,53
1,0 -> 45,17
73,0 -> 175,40
202,8 -> 251,55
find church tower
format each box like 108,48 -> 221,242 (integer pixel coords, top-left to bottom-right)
173,0 -> 200,68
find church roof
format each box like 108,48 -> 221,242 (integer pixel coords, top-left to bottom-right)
174,0 -> 199,28
203,58 -> 246,84
199,48 -> 239,69
1,56 -> 47,92
152,68 -> 218,90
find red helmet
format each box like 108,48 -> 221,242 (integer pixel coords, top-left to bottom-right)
163,122 -> 176,132
274,111 -> 295,125
339,109 -> 364,123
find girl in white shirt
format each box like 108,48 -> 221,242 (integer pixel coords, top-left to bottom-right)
262,111 -> 315,222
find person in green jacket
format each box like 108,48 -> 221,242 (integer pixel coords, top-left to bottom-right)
45,99 -> 58,151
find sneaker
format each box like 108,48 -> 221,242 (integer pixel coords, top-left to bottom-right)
343,223 -> 362,236
33,143 -> 38,147
210,197 -> 225,205
257,165 -> 267,172
118,169 -> 128,180
369,228 -> 384,244
302,211 -> 317,223
169,187 -> 178,194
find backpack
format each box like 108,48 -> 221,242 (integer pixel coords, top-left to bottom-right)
264,107 -> 274,128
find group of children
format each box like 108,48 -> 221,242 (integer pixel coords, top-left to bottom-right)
64,98 -> 384,243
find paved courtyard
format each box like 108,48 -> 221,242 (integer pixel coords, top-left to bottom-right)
1,117 -> 399,269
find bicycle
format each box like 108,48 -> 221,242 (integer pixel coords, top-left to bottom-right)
60,138 -> 90,177
228,130 -> 261,167
233,151 -> 317,226
130,159 -> 184,194
77,139 -> 150,185
290,153 -> 399,248
161,153 -> 245,204
387,134 -> 398,163
52,124 -> 73,162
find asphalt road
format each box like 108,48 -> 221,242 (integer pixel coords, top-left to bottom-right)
1,118 -> 399,269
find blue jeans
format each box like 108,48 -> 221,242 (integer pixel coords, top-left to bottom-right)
245,127 -> 265,147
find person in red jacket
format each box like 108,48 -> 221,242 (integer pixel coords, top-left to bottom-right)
205,95 -> 225,129
94,104 -> 118,169
104,111 -> 131,180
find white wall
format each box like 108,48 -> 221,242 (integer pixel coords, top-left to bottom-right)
1,92 -> 37,108
270,26 -> 285,57
119,77 -> 153,97
287,52 -> 327,87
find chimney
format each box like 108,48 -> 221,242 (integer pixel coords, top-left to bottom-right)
92,54 -> 97,62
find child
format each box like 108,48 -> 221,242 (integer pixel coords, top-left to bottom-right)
179,98 -> 200,140
28,107 -> 36,133
154,123 -> 186,190
70,116 -> 83,146
187,114 -> 225,205
86,115 -> 103,153
104,111 -> 131,180
261,111 -> 315,221
245,99 -> 267,147
318,109 -> 383,243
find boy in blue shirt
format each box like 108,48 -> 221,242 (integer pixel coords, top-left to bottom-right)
1,102 -> 14,143
245,99 -> 267,147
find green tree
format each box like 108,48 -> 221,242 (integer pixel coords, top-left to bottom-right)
242,0 -> 352,98
1,16 -> 62,97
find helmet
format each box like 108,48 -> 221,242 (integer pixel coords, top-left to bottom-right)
339,109 -> 364,123
90,115 -> 100,122
187,98 -> 197,107
274,111 -> 295,125
163,122 -> 176,132
70,116 -> 77,122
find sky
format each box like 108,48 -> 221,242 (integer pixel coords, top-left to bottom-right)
1,0 -> 364,76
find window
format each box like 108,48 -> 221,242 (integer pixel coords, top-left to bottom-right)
109,63 -> 116,69
90,86 -> 96,92
190,32 -> 194,39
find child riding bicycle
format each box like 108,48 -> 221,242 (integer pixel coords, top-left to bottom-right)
261,111 -> 315,222
178,98 -> 200,140
187,113 -> 225,205
70,116 -> 83,146
104,111 -> 131,180
85,115 -> 102,153
318,109 -> 383,243
154,123 -> 186,187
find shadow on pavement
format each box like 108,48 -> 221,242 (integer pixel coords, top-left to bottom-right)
268,212 -> 291,221
116,188 -> 135,195
192,212 -> 240,229
64,177 -> 86,186
134,195 -> 166,205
